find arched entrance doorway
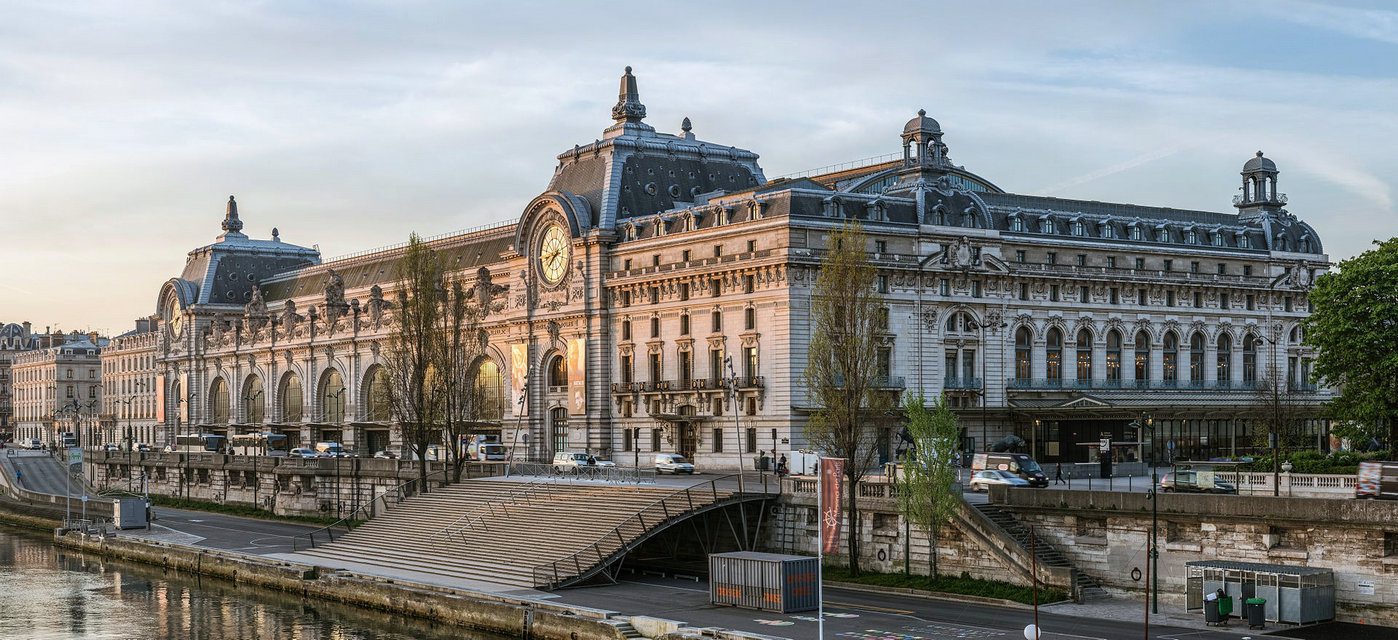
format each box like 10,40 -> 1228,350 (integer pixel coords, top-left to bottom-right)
677,405 -> 697,459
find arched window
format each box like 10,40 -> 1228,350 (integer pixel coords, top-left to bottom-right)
209,378 -> 230,424
280,374 -> 303,422
475,359 -> 504,420
243,375 -> 265,424
1105,330 -> 1122,383
1189,332 -> 1205,384
320,369 -> 345,422
1076,329 -> 1093,382
1243,334 -> 1258,385
1163,332 -> 1179,384
1289,325 -> 1302,343
1134,331 -> 1151,384
1045,328 -> 1063,382
1217,334 -> 1233,384
1014,327 -> 1032,381
548,354 -> 567,388
365,367 -> 391,421
1010,216 -> 1024,232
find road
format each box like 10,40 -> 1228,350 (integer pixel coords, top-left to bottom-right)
554,574 -> 1251,640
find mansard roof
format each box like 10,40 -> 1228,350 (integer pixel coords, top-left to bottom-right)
177,197 -> 320,308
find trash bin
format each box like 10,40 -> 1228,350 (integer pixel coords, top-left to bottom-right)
1245,598 -> 1266,629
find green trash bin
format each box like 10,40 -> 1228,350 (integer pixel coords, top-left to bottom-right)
1245,598 -> 1266,629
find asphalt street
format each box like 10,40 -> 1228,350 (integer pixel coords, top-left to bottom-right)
552,574 -> 1252,640
145,506 -> 321,555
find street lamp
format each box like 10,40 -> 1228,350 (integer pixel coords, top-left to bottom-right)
724,355 -> 749,549
243,389 -> 264,510
1129,411 -> 1158,615
1256,331 -> 1284,496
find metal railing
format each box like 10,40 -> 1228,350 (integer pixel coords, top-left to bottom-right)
531,473 -> 779,589
944,377 -> 983,390
290,476 -> 428,551
432,480 -> 556,543
507,461 -> 656,485
1006,378 -> 1275,392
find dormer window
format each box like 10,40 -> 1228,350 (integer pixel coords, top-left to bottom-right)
1157,228 -> 1169,243
1186,229 -> 1198,244
1009,215 -> 1024,232
1102,223 -> 1116,239
1239,234 -> 1251,249
1130,225 -> 1142,241
1212,232 -> 1225,247
1040,217 -> 1054,234
1072,220 -> 1085,237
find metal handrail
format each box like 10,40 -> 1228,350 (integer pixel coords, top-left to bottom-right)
531,473 -> 778,588
290,475 -> 429,552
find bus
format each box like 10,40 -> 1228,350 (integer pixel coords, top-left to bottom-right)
229,432 -> 290,457
166,434 -> 228,454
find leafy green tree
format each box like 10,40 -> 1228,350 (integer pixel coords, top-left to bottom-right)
805,220 -> 893,575
897,393 -> 962,577
1303,239 -> 1398,448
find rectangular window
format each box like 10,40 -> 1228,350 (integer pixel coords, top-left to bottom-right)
679,282 -> 690,300
621,290 -> 631,307
971,280 -> 981,298
1167,291 -> 1176,307
1135,257 -> 1145,270
652,428 -> 662,452
1050,285 -> 1060,302
1019,283 -> 1029,301
1138,288 -> 1148,305
939,279 -> 950,296
711,277 -> 721,297
621,354 -> 633,383
1190,261 -> 1200,273
1076,254 -> 1086,266
1194,292 -> 1202,308
712,397 -> 723,416
877,275 -> 888,293
745,397 -> 757,416
1247,294 -> 1255,310
710,349 -> 723,384
744,346 -> 759,379
680,314 -> 690,335
650,317 -> 660,338
744,307 -> 756,330
746,428 -> 757,453
747,239 -> 756,252
649,353 -> 662,382
711,311 -> 722,333
679,351 -> 693,385
623,428 -> 633,452
1217,263 -> 1226,275
1220,293 -> 1230,309
1106,256 -> 1116,269
1109,287 -> 1119,304
875,240 -> 887,254
681,249 -> 691,262
1163,259 -> 1173,272
1285,296 -> 1293,312
1046,252 -> 1057,265
649,287 -> 659,304
743,275 -> 755,293
1244,265 -> 1253,276
713,244 -> 723,257
1015,250 -> 1026,263
652,254 -> 660,267
1080,286 -> 1090,302
712,428 -> 724,453
622,320 -> 632,341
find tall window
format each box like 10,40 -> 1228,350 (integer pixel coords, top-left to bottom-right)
1134,331 -> 1151,384
648,352 -> 662,382
365,367 -> 392,421
548,354 -> 567,388
321,369 -> 345,422
1163,332 -> 1179,384
1045,328 -> 1063,382
621,354 -> 634,383
680,313 -> 690,335
209,378 -> 230,424
550,407 -> 568,453
244,375 -> 265,423
709,349 -> 722,383
650,316 -> 660,338
744,307 -> 756,330
1014,327 -> 1032,381
621,319 -> 631,341
744,346 -> 759,379
280,374 -> 303,422
474,360 -> 503,419
1216,334 -> 1232,384
711,310 -> 722,333
1189,332 -> 1205,384
1075,329 -> 1093,382
1105,330 -> 1122,383
679,350 -> 693,386
1243,334 -> 1258,384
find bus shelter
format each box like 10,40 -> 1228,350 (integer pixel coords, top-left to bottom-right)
1186,560 -> 1334,624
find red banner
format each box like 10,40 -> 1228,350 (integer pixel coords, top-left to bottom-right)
820,457 -> 846,555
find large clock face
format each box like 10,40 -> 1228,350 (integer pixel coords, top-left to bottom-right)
170,312 -> 183,338
538,224 -> 571,285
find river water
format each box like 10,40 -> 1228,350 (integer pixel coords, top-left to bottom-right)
0,525 -> 512,640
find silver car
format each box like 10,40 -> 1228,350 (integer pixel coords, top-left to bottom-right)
654,453 -> 696,475
969,469 -> 1031,492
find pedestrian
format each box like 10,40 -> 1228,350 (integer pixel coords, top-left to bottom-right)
777,454 -> 788,477
1054,463 -> 1065,485
14,469 -> 21,486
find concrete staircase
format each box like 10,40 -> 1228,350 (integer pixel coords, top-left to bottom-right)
972,503 -> 1109,601
299,478 -> 737,588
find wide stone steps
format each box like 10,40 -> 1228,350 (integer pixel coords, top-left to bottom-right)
299,479 -> 733,588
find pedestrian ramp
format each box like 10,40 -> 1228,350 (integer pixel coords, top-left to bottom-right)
297,474 -> 775,589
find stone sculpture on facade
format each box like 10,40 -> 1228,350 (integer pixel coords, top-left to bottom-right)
281,300 -> 303,338
474,266 -> 509,316
244,286 -> 269,336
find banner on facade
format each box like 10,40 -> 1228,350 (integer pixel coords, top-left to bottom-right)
510,343 -> 528,416
178,373 -> 189,424
567,337 -> 586,416
155,373 -> 166,423
820,456 -> 846,555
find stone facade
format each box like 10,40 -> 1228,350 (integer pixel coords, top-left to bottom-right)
99,317 -> 161,448
0,321 -> 56,438
144,68 -> 1334,469
11,331 -> 106,446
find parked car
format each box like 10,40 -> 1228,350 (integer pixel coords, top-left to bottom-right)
134,443 -> 152,453
552,451 -> 615,473
314,442 -> 354,458
372,449 -> 399,459
969,469 -> 1031,492
1160,471 -> 1237,494
289,447 -> 319,459
654,453 -> 696,475
971,453 -> 1048,487
101,443 -> 120,452
26,439 -> 43,450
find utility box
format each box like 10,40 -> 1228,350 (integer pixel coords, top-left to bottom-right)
709,551 -> 818,613
112,498 -> 147,530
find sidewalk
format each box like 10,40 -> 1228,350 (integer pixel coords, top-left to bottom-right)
1043,595 -> 1270,636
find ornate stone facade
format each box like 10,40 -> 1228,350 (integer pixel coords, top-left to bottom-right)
12,331 -> 106,446
147,69 -> 1332,468
99,317 -> 161,448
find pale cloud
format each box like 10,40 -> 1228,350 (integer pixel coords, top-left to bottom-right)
0,1 -> 1394,332
1272,0 -> 1398,45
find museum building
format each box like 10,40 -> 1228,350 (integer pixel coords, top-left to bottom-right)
150,68 -> 1332,468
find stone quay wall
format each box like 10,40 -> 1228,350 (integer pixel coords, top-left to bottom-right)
991,486 -> 1398,626
82,450 -> 502,518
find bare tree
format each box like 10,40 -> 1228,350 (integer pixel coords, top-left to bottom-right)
804,220 -> 893,576
383,234 -> 445,493
437,278 -> 486,484
897,393 -> 962,577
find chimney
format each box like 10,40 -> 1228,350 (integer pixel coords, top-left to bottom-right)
88,331 -> 99,344
136,318 -> 150,333
21,321 -> 30,337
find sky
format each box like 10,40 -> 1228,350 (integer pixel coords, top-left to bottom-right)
2,1 -> 1396,334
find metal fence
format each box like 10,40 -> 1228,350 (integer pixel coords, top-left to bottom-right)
506,462 -> 656,484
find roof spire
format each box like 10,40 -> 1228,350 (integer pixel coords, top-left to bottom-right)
680,116 -> 694,140
222,195 -> 244,235
611,65 -> 647,124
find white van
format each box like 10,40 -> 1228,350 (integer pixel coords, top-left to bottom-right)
314,442 -> 351,458
469,441 -> 506,461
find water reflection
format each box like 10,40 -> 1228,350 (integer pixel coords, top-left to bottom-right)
0,526 -> 511,640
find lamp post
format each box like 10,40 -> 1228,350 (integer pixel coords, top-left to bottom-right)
504,375 -> 529,477
176,389 -> 197,500
724,355 -> 750,548
243,389 -> 263,510
1257,331 -> 1283,496
1130,411 -> 1157,615
979,317 -> 1008,461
